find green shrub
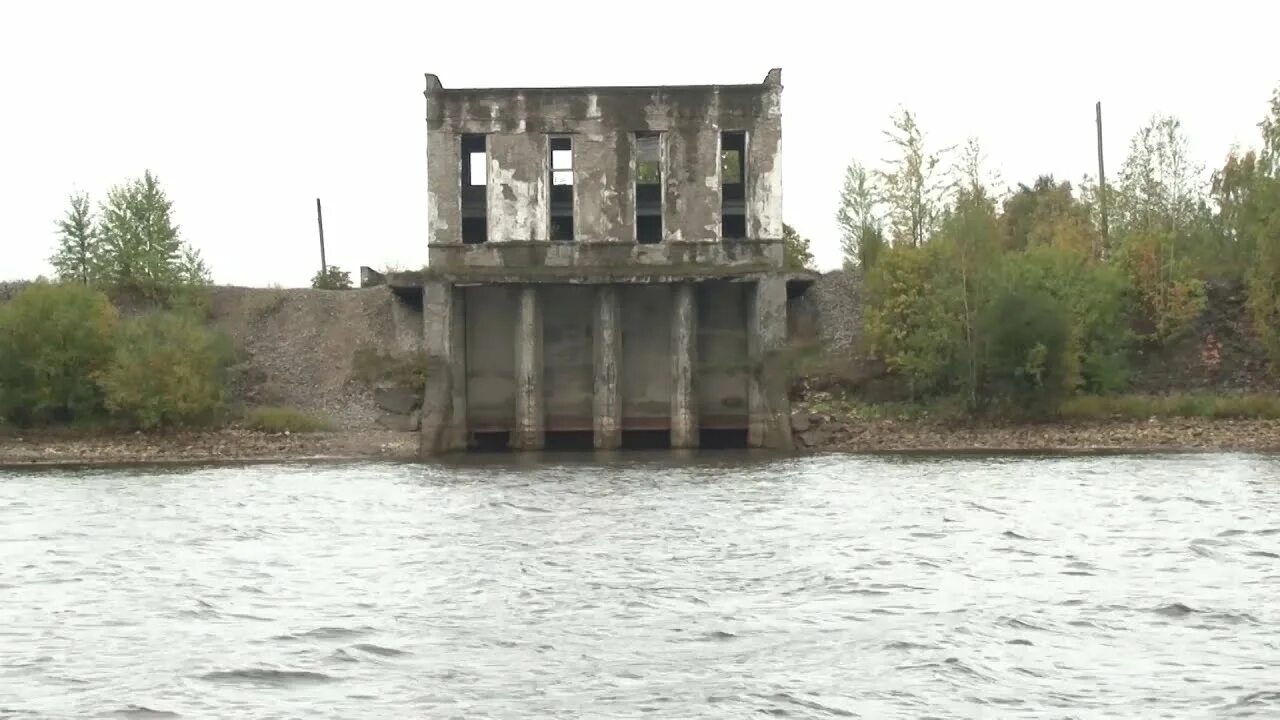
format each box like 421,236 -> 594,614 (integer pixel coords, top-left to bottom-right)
242,407 -> 333,433
979,283 -> 1075,416
0,282 -> 118,425
997,247 -> 1133,393
311,265 -> 352,290
101,312 -> 232,430
862,244 -> 964,397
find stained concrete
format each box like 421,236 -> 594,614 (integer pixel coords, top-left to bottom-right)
592,286 -> 622,449
670,283 -> 698,448
512,286 -> 544,450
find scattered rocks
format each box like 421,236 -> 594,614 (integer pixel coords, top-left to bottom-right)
0,429 -> 418,466
791,412 -> 811,433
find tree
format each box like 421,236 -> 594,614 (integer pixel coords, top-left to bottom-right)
50,192 -> 99,284
782,223 -> 814,270
876,108 -> 951,248
96,170 -> 209,300
1233,87 -> 1280,364
312,265 -> 353,290
835,159 -> 885,269
935,185 -> 1000,408
1000,177 -> 1098,256
1110,116 -> 1208,341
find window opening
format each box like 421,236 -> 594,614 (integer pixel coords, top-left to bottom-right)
635,132 -> 662,243
461,134 -> 488,243
550,136 -> 574,241
721,131 -> 746,239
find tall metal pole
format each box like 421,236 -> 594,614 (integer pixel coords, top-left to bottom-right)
316,198 -> 327,274
1095,102 -> 1109,255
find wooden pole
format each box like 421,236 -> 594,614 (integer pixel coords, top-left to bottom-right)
316,198 -> 327,274
1096,102 -> 1109,255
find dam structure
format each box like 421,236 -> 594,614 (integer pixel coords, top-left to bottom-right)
402,69 -> 793,455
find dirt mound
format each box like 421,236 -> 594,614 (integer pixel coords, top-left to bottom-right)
210,286 -> 405,429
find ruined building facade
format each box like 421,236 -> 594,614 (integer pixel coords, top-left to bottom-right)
412,69 -> 792,454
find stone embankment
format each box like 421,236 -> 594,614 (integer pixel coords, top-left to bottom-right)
789,403 -> 1280,454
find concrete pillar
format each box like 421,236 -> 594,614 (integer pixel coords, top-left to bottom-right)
419,281 -> 460,457
592,285 -> 622,449
748,275 -> 793,449
512,285 -> 545,450
670,283 -> 699,449
448,288 -> 468,449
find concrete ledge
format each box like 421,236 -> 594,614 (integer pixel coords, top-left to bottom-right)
427,239 -> 784,273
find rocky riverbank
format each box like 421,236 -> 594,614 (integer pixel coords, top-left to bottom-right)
4,415 -> 1280,468
0,429 -> 418,468
789,405 -> 1280,453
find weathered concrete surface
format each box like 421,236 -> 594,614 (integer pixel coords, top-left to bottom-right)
427,239 -> 781,275
418,281 -> 456,456
512,286 -> 545,450
542,285 -> 593,431
697,282 -> 749,429
464,286 -> 515,432
748,276 -> 793,449
592,286 -> 622,449
670,283 -> 698,448
425,71 -> 785,253
620,285 -> 672,430
447,287 -> 468,448
487,132 -> 549,242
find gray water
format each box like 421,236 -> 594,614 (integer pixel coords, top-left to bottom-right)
1,453 -> 1279,719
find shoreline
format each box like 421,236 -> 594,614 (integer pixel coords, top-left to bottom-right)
2,416 -> 1280,468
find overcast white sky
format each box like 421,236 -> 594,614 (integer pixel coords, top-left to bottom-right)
2,1 -> 1277,286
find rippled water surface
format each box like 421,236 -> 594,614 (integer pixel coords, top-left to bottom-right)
2,452 -> 1280,718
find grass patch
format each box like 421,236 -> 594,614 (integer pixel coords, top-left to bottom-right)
1061,394 -> 1280,420
241,407 -> 333,433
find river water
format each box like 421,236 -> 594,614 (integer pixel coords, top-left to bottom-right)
1,452 -> 1279,719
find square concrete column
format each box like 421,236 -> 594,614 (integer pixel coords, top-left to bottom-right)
748,275 -> 793,449
447,288 -> 468,449
419,281 -> 463,457
592,285 -> 622,449
670,282 -> 699,449
512,285 -> 545,450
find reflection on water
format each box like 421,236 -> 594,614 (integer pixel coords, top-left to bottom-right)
2,452 -> 1279,718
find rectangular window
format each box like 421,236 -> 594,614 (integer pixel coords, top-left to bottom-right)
461,134 -> 488,243
635,132 -> 662,243
550,136 -> 574,241
721,131 -> 746,239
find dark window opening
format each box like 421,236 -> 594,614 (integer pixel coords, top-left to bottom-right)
550,136 -> 574,241
635,132 -> 663,243
721,131 -> 746,239
700,428 -> 748,449
544,430 -> 594,451
470,431 -> 509,452
621,429 -> 671,450
461,134 -> 487,244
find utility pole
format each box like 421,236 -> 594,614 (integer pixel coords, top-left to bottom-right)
1095,101 -> 1109,256
316,198 -> 327,275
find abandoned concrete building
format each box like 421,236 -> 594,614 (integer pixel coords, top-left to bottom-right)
372,69 -> 797,455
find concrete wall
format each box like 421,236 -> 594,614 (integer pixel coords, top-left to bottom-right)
697,282 -> 749,429
542,285 -> 594,431
619,285 -> 673,429
425,71 -> 783,248
463,285 -> 515,431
